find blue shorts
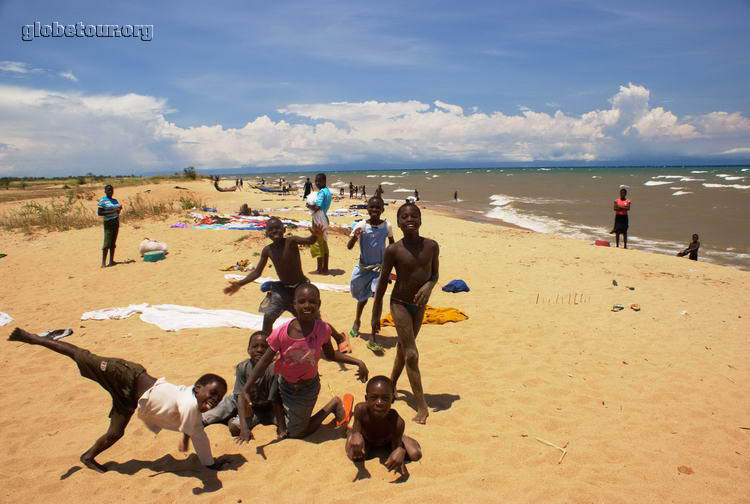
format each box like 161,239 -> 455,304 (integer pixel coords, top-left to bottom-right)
350,263 -> 380,302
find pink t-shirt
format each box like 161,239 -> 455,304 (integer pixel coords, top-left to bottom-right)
267,319 -> 331,383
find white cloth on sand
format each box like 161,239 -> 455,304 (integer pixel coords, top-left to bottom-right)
81,304 -> 290,332
0,312 -> 13,327
224,274 -> 350,293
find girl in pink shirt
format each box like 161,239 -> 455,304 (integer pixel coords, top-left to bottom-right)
238,283 -> 368,440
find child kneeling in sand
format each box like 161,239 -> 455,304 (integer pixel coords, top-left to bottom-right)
7,328 -> 229,472
237,283 -> 369,441
346,375 -> 422,476
202,331 -> 285,438
372,202 -> 439,424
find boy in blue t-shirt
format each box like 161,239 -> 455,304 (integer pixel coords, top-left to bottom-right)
306,173 -> 332,274
97,184 -> 122,267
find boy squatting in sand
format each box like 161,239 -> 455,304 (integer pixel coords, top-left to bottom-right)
347,196 -> 395,353
223,217 -> 350,351
202,331 -> 286,438
8,328 -> 230,472
372,202 -> 439,424
237,284 -> 369,441
346,375 -> 422,476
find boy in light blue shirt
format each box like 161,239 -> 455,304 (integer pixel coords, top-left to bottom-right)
307,173 -> 332,274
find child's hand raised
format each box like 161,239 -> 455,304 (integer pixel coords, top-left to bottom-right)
223,280 -> 242,296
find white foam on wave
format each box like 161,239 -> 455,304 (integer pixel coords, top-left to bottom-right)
431,175 -> 439,178
489,194 -> 574,206
679,177 -> 704,182
643,181 -> 672,186
716,174 -> 731,177
742,168 -> 749,172
392,188 -> 413,193
672,191 -> 692,196
592,176 -> 600,179
723,176 -> 745,181
653,175 -> 683,179
670,186 -> 685,190
401,171 -> 408,174
380,181 -> 396,185
538,168 -> 551,171
703,183 -> 750,189
366,175 -> 377,178
691,170 -> 708,173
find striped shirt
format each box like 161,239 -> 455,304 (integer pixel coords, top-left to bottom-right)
98,197 -> 121,221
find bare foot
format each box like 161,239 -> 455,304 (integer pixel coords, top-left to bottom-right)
333,397 -> 345,422
8,327 -> 32,343
80,454 -> 107,473
100,264 -> 106,268
412,409 -> 428,424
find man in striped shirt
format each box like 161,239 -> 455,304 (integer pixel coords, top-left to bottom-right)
98,184 -> 122,267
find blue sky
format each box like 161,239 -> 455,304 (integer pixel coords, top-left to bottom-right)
1,0 -> 749,176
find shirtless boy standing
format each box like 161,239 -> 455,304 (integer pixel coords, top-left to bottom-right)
224,217 -> 321,334
371,202 -> 439,424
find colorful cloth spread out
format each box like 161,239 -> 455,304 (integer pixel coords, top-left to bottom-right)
380,306 -> 469,326
187,212 -> 307,230
81,304 -> 291,332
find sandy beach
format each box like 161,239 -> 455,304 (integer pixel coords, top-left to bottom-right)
1,179 -> 748,503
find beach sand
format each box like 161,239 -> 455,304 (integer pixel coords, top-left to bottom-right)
1,179 -> 748,503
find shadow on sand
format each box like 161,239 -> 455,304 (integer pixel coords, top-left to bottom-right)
396,389 -> 461,413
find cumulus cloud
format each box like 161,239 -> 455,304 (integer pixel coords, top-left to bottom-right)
1,82 -> 749,176
0,61 -> 42,74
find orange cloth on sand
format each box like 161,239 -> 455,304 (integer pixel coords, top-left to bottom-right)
380,305 -> 468,326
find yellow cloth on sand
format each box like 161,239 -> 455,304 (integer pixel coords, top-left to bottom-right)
380,305 -> 468,326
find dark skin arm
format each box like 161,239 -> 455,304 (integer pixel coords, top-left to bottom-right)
224,245 -> 270,295
321,340 -> 368,381
371,244 -> 397,334
613,200 -> 631,211
413,241 -> 439,307
237,347 -> 277,443
383,416 -> 408,475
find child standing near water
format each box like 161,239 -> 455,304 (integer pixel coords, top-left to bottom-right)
347,196 -> 395,353
237,284 -> 369,441
371,202 -> 439,424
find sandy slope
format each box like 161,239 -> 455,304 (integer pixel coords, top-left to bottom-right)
0,179 -> 748,503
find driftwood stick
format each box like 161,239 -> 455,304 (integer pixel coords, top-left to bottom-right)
535,437 -> 569,464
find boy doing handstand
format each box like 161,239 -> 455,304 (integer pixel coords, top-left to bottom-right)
224,217 -> 321,335
372,202 -> 439,424
346,375 -> 422,476
202,331 -> 285,438
347,196 -> 395,353
8,328 -> 229,472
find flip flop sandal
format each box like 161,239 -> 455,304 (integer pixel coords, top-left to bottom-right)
367,340 -> 385,354
630,304 -> 641,311
38,328 -> 73,340
336,393 -> 355,426
348,328 -> 359,339
611,305 -> 625,312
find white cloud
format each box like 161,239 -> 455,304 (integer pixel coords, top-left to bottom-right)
1,82 -> 749,176
0,61 -> 41,74
58,71 -> 78,82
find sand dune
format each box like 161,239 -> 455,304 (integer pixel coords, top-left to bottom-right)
1,179 -> 748,503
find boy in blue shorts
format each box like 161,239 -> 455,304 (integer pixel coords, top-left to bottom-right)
347,196 -> 394,353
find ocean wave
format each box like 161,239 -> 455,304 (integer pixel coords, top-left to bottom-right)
489,194 -> 574,206
702,183 -> 750,189
691,170 -> 708,173
366,175 -> 377,178
643,181 -> 672,186
392,188 -> 413,193
723,176 -> 745,181
380,181 -> 396,185
653,175 -> 683,179
672,191 -> 692,196
679,177 -> 704,182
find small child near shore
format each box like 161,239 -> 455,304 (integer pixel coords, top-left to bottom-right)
347,196 -> 395,353
372,202 -> 439,424
202,331 -> 285,438
8,328 -> 229,472
223,217 -> 322,334
237,284 -> 369,441
677,233 -> 700,261
346,375 -> 422,476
